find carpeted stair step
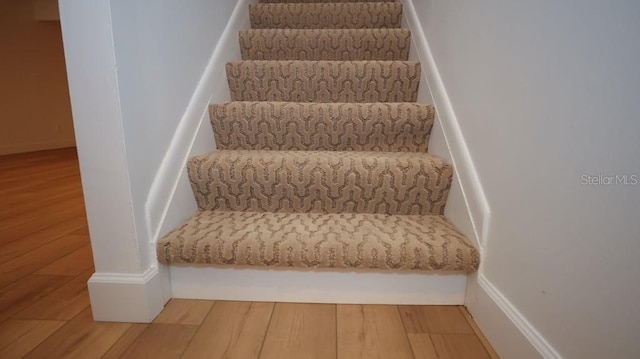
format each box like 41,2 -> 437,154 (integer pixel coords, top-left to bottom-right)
157,210 -> 480,272
239,29 -> 411,61
188,150 -> 452,215
210,102 -> 434,152
226,60 -> 420,103
249,3 -> 402,29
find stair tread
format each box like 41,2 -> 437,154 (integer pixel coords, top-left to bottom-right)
157,210 -> 480,272
249,3 -> 402,29
240,28 -> 411,61
226,60 -> 420,103
188,150 -> 452,215
210,101 -> 434,152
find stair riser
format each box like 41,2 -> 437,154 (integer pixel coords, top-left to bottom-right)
226,61 -> 420,103
168,267 -> 468,305
188,151 -> 452,215
210,102 -> 434,152
249,3 -> 402,29
240,29 -> 411,61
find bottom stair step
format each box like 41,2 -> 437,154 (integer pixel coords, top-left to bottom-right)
157,211 -> 480,272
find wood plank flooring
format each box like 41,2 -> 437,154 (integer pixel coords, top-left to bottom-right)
0,148 -> 498,358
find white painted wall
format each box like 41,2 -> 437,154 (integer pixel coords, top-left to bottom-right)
412,1 -> 640,357
109,0 -> 237,271
59,0 -> 238,321
0,0 -> 74,155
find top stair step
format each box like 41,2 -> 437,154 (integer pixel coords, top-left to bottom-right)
249,3 -> 403,29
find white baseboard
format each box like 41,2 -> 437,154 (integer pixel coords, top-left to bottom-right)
465,272 -> 561,359
88,267 -> 166,323
464,273 -> 538,358
475,274 -> 561,359
170,266 -> 468,305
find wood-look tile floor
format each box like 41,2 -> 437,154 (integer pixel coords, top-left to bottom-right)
0,148 -> 499,358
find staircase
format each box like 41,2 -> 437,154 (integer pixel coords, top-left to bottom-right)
158,0 -> 479,279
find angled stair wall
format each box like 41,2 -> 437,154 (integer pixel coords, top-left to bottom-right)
157,0 -> 480,301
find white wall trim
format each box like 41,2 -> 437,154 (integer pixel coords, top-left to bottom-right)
170,266 -> 468,305
89,266 -> 159,284
478,274 -> 562,359
87,266 -> 165,323
465,272 -> 543,359
144,0 -> 251,246
402,0 -> 491,251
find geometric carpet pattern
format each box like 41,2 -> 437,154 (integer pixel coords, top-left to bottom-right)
158,0 -> 480,272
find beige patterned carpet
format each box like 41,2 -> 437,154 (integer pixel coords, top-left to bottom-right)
188,150 -> 452,215
159,211 -> 479,271
226,60 -> 420,102
249,3 -> 403,29
210,102 -> 434,152
239,29 -> 411,61
157,0 -> 480,272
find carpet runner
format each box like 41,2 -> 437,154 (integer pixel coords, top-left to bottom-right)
157,0 -> 480,273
